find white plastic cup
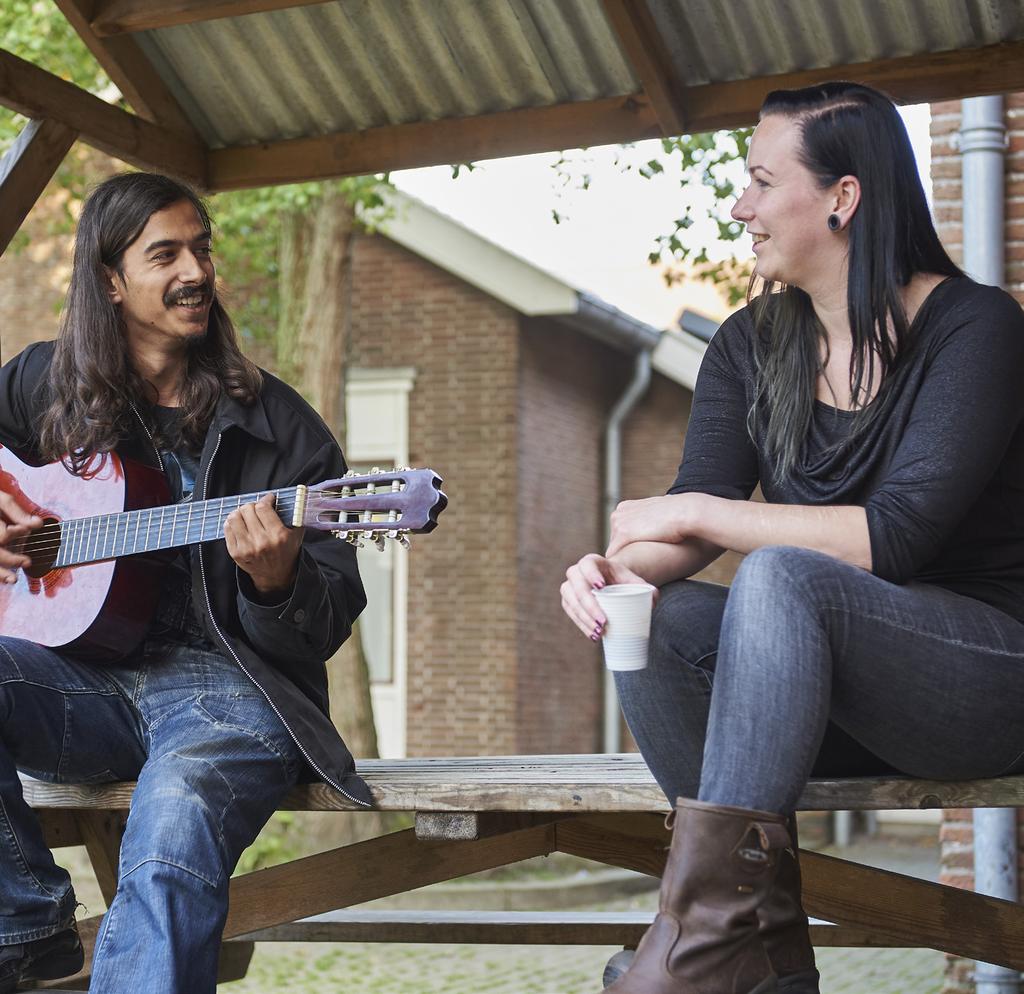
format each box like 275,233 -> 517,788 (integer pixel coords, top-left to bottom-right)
593,583 -> 656,671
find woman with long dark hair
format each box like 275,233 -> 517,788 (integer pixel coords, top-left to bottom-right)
561,82 -> 1024,994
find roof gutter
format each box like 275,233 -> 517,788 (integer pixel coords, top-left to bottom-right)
600,348 -> 653,753
556,292 -> 662,354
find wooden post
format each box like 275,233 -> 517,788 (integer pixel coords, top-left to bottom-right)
0,118 -> 77,258
76,810 -> 127,906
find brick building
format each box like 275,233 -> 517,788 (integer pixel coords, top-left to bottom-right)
344,191 -> 725,758
930,94 -> 1024,994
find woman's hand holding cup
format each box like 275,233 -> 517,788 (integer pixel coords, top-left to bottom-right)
560,553 -> 655,642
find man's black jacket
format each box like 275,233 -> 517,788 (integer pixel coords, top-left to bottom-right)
0,341 -> 373,806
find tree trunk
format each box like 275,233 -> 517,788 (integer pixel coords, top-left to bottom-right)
277,188 -> 396,850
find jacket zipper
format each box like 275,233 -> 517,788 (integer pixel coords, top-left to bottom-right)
133,406 -> 368,808
197,430 -> 369,807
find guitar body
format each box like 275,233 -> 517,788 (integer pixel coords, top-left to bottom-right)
0,446 -> 171,659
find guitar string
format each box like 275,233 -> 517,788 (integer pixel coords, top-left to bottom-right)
19,490 -> 301,558
16,488 -> 407,562
19,490 -> 299,559
18,488 -> 401,556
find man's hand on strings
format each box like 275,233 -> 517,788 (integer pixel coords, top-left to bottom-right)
225,494 -> 304,601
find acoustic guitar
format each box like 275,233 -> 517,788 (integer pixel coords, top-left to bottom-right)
0,445 -> 446,658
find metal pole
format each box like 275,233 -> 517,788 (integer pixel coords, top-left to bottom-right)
602,349 -> 652,752
960,94 -> 1018,994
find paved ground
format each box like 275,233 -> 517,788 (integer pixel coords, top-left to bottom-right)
222,833 -> 946,994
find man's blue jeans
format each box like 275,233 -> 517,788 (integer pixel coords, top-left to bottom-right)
0,635 -> 304,994
615,546 -> 1024,815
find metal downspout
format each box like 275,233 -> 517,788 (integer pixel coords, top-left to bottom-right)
961,94 -> 1018,994
602,349 -> 652,753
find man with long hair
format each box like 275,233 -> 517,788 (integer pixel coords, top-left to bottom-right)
0,172 -> 370,993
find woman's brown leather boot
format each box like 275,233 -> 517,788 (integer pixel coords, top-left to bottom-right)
758,818 -> 820,992
604,797 -> 790,994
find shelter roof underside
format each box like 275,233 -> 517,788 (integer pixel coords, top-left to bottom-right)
3,0 -> 1024,197
133,0 -> 1024,150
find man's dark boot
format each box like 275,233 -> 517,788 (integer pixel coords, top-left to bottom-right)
760,818 -> 820,993
604,797 -> 790,994
0,922 -> 84,994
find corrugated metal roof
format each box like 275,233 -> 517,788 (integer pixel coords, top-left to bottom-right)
131,0 -> 1024,150
648,0 -> 1024,87
134,0 -> 638,148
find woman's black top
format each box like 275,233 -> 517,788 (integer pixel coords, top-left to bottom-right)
669,277 -> 1024,623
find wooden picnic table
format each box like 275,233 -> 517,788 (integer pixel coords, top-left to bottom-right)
20,754 -> 1024,989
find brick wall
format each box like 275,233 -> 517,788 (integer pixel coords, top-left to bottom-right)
514,317 -> 623,753
349,234 -> 522,756
932,93 -> 1024,994
349,237 -> 713,757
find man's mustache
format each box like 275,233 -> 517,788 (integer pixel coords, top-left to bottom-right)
164,283 -> 213,307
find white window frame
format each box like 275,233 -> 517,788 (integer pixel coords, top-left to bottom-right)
345,367 -> 415,759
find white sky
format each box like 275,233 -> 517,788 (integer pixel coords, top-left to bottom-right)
392,105 -> 932,329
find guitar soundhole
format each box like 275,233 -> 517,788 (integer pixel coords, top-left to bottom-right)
23,519 -> 61,579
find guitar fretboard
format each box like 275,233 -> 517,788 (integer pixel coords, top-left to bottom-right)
52,487 -> 300,568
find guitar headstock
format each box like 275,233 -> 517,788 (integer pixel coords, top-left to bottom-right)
302,468 -> 447,550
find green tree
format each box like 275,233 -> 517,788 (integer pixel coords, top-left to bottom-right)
550,128 -> 755,305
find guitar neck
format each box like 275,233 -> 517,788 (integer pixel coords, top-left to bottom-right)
53,487 -> 300,568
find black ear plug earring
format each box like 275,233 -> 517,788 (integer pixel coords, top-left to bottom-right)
827,213 -> 841,231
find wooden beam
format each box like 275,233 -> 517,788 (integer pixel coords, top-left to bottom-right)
414,811 -> 570,842
555,814 -> 668,878
36,808 -> 85,849
207,95 -> 660,191
801,850 -> 1024,971
0,118 -> 77,257
224,823 -> 557,939
207,39 -> 1024,189
91,0 -> 334,35
76,810 -> 127,906
0,48 -> 206,186
231,909 -> 911,948
55,0 -> 201,138
681,40 -> 1024,133
601,0 -> 686,136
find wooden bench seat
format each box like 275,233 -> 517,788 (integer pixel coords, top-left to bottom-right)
20,754 -> 1024,990
23,752 -> 1024,815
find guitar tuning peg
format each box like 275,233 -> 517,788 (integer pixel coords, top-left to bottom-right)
333,530 -> 364,548
373,532 -> 387,552
397,532 -> 411,550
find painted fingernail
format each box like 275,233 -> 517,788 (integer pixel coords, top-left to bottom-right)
590,634 -> 599,642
